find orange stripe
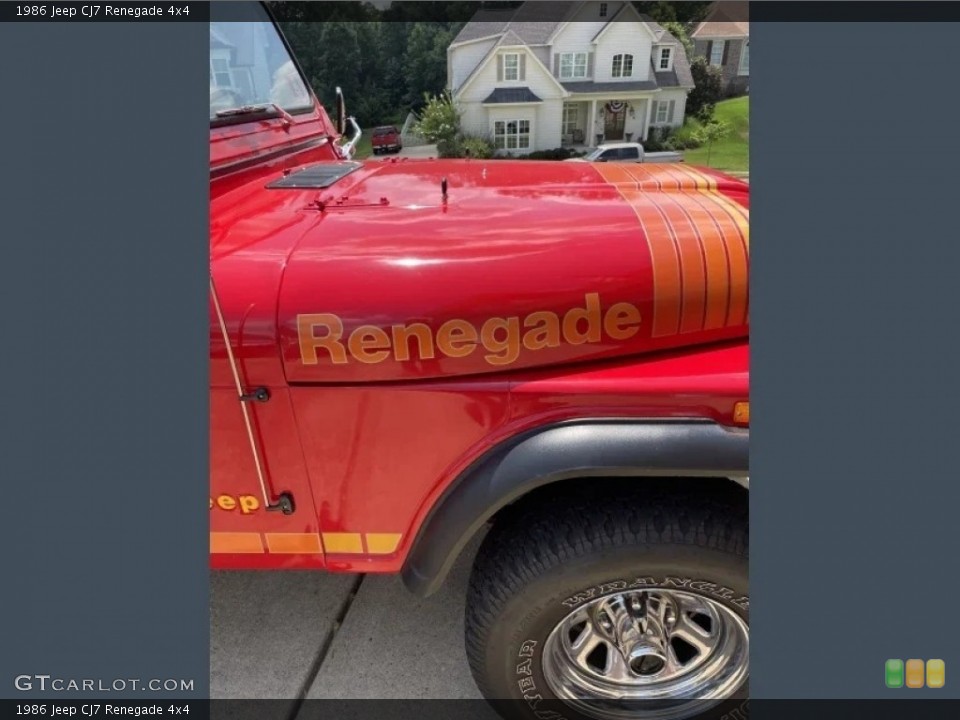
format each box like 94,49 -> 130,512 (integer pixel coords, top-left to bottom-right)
661,165 -> 736,330
264,532 -> 323,554
595,163 -> 682,336
365,533 -> 402,554
670,164 -> 749,327
627,163 -> 679,191
678,166 -> 751,241
321,533 -> 364,554
210,532 -> 263,554
625,166 -> 706,333
594,162 -> 749,334
621,162 -> 667,190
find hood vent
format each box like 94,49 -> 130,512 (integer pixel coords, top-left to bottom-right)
267,161 -> 362,189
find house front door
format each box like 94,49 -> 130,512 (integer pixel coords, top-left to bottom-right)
604,103 -> 626,140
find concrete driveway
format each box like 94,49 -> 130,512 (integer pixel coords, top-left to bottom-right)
398,143 -> 438,159
211,535 -> 485,706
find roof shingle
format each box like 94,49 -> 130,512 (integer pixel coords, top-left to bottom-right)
482,87 -> 543,104
453,2 -> 695,96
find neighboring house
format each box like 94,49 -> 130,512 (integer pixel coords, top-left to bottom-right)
690,1 -> 749,96
448,1 -> 694,153
210,24 -> 273,107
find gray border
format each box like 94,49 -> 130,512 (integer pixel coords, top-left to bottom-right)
0,21 -> 208,698
3,5 -> 960,705
753,22 -> 960,698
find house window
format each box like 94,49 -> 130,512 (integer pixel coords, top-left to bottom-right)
560,52 -> 588,79
503,53 -> 519,81
562,103 -> 579,135
655,103 -> 669,124
494,119 -> 531,150
612,54 -> 634,78
659,47 -> 672,70
599,2 -> 608,16
210,57 -> 233,88
739,40 -> 749,75
710,40 -> 725,66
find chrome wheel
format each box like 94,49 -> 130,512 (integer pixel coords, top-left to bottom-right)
541,588 -> 748,719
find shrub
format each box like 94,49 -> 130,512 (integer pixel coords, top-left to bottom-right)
522,147 -> 581,160
459,135 -> 495,159
412,91 -> 461,145
663,123 -> 703,151
643,127 -> 673,152
436,136 -> 463,158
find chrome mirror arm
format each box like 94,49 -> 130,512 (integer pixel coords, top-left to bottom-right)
340,116 -> 362,159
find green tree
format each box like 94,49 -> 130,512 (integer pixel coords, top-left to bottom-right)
661,21 -> 693,57
314,22 -> 362,110
380,21 -> 412,111
693,121 -> 731,166
272,4 -> 476,127
632,1 -> 713,25
687,57 -> 723,122
403,24 -> 456,110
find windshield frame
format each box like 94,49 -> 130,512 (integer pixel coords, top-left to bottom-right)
209,1 -> 317,128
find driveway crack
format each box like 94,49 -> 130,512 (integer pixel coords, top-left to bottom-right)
287,573 -> 365,720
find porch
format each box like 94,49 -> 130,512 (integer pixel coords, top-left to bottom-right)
560,97 -> 654,148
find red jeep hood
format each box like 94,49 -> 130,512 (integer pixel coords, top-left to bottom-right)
214,158 -> 749,384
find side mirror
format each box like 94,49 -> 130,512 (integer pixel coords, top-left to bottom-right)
333,86 -> 362,159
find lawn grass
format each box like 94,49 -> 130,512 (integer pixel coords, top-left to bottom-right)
353,131 -> 373,160
682,96 -> 749,172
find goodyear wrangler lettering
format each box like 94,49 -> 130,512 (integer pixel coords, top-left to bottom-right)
297,293 -> 642,367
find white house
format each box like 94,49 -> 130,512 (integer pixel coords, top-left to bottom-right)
448,0 -> 694,153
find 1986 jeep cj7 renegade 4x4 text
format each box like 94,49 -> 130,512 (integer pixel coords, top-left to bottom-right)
210,5 -> 748,718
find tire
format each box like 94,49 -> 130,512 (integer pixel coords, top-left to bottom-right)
465,482 -> 749,720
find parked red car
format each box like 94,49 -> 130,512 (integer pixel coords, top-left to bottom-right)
371,124 -> 403,154
210,4 -> 749,717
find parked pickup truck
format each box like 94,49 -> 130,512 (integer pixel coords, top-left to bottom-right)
371,124 -> 402,154
567,141 -> 684,163
210,4 -> 748,719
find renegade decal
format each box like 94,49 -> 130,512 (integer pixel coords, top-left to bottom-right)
594,164 -> 749,337
297,292 -> 641,367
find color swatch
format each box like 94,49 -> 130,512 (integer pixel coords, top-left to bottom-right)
886,658 -> 944,688
927,659 -> 946,689
885,659 -> 903,688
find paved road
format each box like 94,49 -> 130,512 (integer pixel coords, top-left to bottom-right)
211,535 -> 483,702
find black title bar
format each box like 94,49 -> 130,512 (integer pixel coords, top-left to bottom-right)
5,2 -> 960,24
1,2 -> 207,22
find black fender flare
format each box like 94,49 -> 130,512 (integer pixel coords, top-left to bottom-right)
401,419 -> 749,597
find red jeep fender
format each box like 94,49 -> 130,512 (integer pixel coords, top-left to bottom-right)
401,419 -> 749,597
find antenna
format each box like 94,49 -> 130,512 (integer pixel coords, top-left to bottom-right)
209,273 -> 294,515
